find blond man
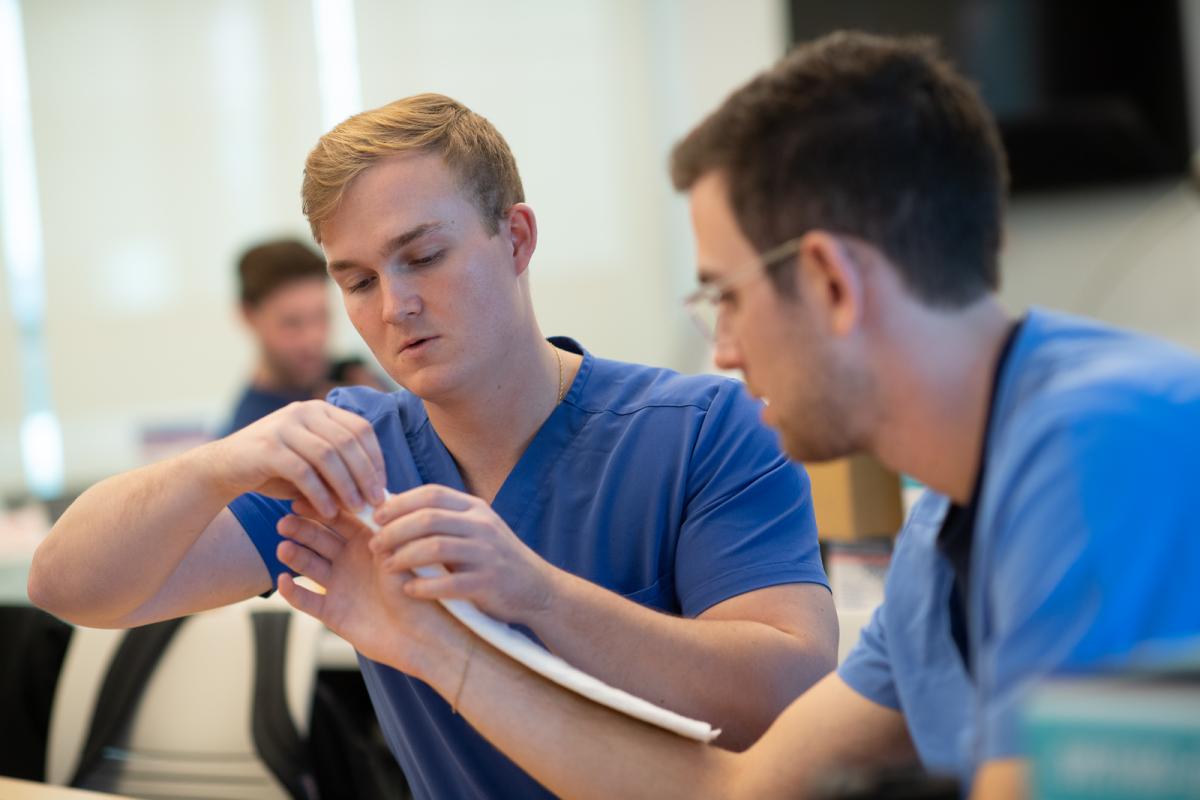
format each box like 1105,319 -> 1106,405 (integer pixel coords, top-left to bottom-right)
31,94 -> 836,798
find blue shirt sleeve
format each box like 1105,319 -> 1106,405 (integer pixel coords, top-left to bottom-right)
976,401 -> 1200,763
673,380 -> 828,617
228,492 -> 294,591
227,387 -> 367,591
833,488 -> 947,713
837,604 -> 901,710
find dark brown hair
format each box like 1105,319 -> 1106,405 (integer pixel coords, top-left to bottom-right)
237,239 -> 327,308
671,31 -> 1008,306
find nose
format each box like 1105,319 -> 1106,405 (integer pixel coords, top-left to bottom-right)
710,311 -> 742,371
380,275 -> 422,323
712,333 -> 741,372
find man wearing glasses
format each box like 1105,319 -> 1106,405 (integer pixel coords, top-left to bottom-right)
31,93 -> 836,798
270,32 -> 1200,799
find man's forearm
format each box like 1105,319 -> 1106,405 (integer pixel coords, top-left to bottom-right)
528,571 -> 836,749
421,635 -> 911,800
28,443 -> 238,626
422,624 -> 746,800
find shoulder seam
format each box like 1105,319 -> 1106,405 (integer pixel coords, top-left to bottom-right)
566,374 -> 737,417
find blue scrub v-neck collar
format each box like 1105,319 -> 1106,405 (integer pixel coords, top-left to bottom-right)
402,337 -> 594,529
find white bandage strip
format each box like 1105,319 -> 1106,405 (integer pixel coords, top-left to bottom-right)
356,497 -> 720,743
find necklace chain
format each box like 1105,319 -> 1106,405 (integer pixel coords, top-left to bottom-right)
554,345 -> 565,404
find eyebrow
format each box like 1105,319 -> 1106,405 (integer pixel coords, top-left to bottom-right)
327,221 -> 446,274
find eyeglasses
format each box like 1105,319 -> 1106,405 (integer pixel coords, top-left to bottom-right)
682,237 -> 803,341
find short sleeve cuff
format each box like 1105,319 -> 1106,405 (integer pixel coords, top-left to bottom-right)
837,608 -> 901,711
680,559 -> 829,618
228,492 -> 295,593
977,698 -> 1024,762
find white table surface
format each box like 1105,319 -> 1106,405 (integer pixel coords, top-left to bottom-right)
0,777 -> 134,800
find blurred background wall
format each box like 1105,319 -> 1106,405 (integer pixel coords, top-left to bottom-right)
0,0 -> 786,494
0,0 -> 1198,500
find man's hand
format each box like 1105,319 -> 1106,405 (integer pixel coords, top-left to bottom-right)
275,499 -> 465,678
207,400 -> 387,517
367,485 -> 563,625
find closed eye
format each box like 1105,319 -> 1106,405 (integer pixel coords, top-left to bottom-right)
410,250 -> 444,268
347,275 -> 376,294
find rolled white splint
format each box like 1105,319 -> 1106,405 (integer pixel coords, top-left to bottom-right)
355,499 -> 720,743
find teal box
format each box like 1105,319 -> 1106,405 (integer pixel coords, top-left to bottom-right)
1025,677 -> 1200,799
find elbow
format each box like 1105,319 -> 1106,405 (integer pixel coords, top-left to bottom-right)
810,637 -> 839,684
28,542 -> 138,628
728,637 -> 838,751
27,539 -> 115,626
27,542 -> 64,616
795,605 -> 841,689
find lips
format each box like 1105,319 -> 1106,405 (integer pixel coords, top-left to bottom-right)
399,335 -> 437,353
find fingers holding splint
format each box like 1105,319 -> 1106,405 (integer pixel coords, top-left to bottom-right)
274,502 -> 460,677
274,502 -> 359,585
362,484 -> 562,625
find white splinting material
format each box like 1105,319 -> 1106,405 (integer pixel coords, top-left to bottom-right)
356,497 -> 721,743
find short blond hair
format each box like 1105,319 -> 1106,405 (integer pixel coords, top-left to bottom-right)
302,93 -> 525,242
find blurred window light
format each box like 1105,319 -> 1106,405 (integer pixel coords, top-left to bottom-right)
312,0 -> 363,130
20,410 -> 64,498
0,0 -> 64,498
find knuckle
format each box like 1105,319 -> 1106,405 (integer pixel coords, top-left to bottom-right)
300,473 -> 325,496
314,442 -> 338,468
287,400 -> 316,419
283,457 -> 309,482
469,513 -> 498,536
429,538 -> 449,560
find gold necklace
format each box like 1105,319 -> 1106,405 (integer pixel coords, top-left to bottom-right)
553,345 -> 565,404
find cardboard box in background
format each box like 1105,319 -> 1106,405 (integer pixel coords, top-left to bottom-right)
805,455 -> 903,542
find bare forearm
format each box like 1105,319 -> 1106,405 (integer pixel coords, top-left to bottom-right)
971,760 -> 1028,799
425,628 -> 745,800
28,443 -> 236,625
529,572 -> 836,749
416,638 -> 912,800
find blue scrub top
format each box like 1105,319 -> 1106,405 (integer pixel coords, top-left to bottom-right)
225,384 -> 312,435
839,309 -> 1200,788
231,337 -> 827,799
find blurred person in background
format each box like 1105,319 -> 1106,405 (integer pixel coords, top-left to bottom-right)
227,239 -> 333,433
229,240 -> 388,433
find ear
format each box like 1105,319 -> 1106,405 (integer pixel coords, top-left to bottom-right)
795,231 -> 863,338
503,203 -> 538,277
